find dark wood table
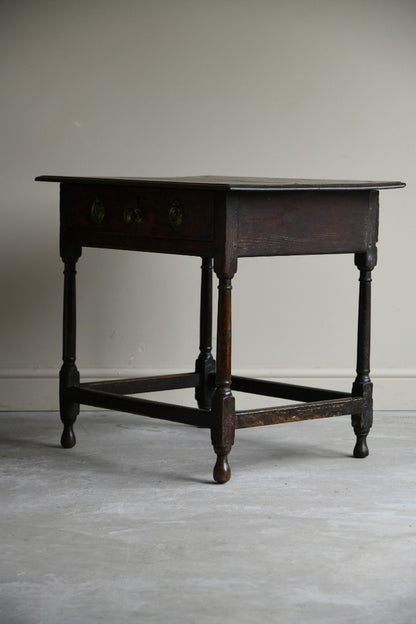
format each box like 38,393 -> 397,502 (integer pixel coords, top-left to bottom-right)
36,175 -> 405,483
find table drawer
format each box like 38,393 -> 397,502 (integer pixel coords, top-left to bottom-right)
61,184 -> 215,244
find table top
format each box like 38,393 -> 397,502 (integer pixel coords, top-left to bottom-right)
36,175 -> 405,191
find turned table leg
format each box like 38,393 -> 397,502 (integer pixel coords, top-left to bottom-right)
195,257 -> 215,410
211,273 -> 236,483
351,247 -> 376,458
59,249 -> 81,448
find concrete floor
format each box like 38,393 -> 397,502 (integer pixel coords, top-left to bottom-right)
1,410 -> 416,624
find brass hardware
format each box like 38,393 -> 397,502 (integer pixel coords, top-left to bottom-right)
91,198 -> 105,224
124,204 -> 144,225
169,200 -> 183,230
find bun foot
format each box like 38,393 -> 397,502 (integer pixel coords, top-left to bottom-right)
213,454 -> 231,484
353,435 -> 369,458
61,425 -> 76,448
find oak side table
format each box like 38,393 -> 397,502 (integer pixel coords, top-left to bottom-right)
36,175 -> 405,483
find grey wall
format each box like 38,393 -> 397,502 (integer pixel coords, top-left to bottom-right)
1,0 -> 415,409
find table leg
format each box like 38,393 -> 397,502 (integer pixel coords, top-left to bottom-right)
59,256 -> 80,448
211,273 -> 236,483
195,257 -> 215,409
351,247 -> 376,458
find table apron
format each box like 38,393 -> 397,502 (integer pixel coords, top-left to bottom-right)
236,190 -> 378,256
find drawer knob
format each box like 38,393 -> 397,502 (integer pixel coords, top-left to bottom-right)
169,200 -> 183,231
124,204 -> 144,225
91,198 -> 105,224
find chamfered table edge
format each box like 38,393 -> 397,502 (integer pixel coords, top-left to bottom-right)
35,175 -> 406,191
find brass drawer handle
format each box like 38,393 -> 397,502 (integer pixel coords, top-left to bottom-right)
124,204 -> 144,225
91,198 -> 105,224
169,200 -> 183,231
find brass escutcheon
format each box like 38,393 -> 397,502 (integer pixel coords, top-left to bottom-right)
124,204 -> 144,225
91,198 -> 105,224
169,200 -> 183,230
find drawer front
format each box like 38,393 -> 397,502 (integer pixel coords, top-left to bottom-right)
60,184 -> 215,250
